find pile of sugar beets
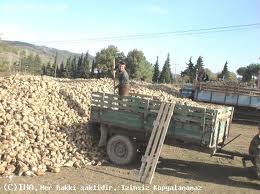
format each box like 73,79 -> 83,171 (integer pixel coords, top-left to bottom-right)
0,74 -> 221,176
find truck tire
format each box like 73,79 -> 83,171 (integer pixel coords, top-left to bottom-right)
249,134 -> 260,165
106,135 -> 136,165
249,134 -> 260,178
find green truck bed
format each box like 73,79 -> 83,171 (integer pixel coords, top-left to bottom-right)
90,92 -> 234,150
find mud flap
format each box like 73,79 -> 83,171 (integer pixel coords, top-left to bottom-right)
98,124 -> 108,147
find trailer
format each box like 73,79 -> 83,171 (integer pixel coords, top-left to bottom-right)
89,92 -> 260,182
180,82 -> 260,122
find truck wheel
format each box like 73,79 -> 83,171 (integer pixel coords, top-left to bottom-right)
106,135 -> 136,165
249,134 -> 260,165
249,134 -> 260,178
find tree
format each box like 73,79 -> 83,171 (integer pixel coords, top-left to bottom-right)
225,71 -> 237,82
51,63 -> 56,77
58,62 -> 65,77
223,61 -> 229,76
126,49 -> 147,79
195,56 -> 204,73
237,63 -> 260,82
21,54 -> 33,73
41,64 -> 46,75
125,49 -> 154,81
181,57 -> 196,83
45,61 -> 53,76
65,57 -> 72,78
53,52 -> 58,77
218,61 -> 229,80
17,54 -> 43,75
116,52 -> 126,65
82,52 -> 91,78
71,56 -> 78,78
134,61 -> 154,82
247,63 -> 260,83
31,54 -> 42,75
237,67 -> 250,82
159,53 -> 172,83
152,56 -> 160,83
76,53 -> 84,78
91,59 -> 96,78
204,68 -> 217,81
95,45 -> 120,78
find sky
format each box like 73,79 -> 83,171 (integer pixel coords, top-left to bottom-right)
0,0 -> 260,74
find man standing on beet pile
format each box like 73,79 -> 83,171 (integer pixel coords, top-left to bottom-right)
114,61 -> 130,96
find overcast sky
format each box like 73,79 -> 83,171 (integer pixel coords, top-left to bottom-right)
0,0 -> 260,74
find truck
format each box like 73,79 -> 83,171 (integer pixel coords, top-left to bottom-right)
89,92 -> 260,178
180,82 -> 260,122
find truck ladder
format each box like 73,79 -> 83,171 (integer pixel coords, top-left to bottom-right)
139,102 -> 175,184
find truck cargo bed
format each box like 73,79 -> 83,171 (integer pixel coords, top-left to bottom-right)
90,92 -> 234,152
194,83 -> 260,122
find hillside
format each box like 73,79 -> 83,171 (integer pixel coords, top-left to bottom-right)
0,40 -> 94,71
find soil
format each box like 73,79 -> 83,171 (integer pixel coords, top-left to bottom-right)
0,122 -> 259,194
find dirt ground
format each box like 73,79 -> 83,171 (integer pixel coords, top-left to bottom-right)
0,122 -> 259,194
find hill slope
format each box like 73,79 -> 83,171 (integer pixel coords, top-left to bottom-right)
0,40 -> 94,71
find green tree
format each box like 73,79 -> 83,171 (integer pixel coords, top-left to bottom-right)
45,61 -> 53,76
116,52 -> 126,65
23,54 -> 34,73
51,63 -> 56,77
237,67 -> 251,82
159,53 -> 172,83
0,61 -> 9,72
126,49 -> 154,81
135,61 -> 154,82
126,49 -> 146,79
195,56 -> 204,73
77,53 -> 84,78
218,61 -> 229,80
65,57 -> 72,78
152,56 -> 160,83
204,68 -> 217,81
95,45 -> 120,78
237,63 -> 260,83
181,57 -> 196,83
31,54 -> 42,75
53,52 -> 58,77
91,59 -> 96,78
58,62 -> 65,77
82,52 -> 91,78
70,56 -> 77,78
247,63 -> 260,82
41,64 -> 46,75
225,71 -> 237,82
